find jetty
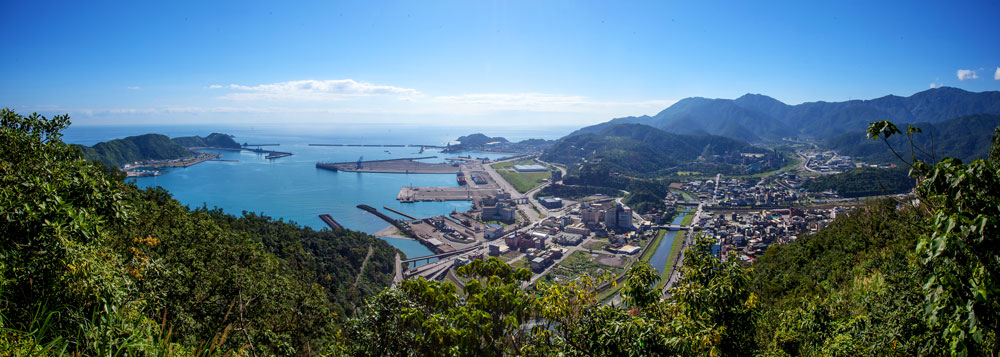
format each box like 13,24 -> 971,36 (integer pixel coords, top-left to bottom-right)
265,151 -> 292,159
316,157 -> 459,174
356,205 -> 414,238
383,206 -> 418,220
309,143 -> 406,147
318,214 -> 344,230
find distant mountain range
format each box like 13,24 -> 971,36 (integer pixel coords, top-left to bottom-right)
570,87 -> 1000,142
541,123 -> 761,175
75,133 -> 239,168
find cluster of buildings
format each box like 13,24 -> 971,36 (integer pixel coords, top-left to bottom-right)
477,194 -> 518,223
677,178 -> 800,207
695,206 -> 850,262
702,150 -> 785,174
487,230 -> 568,272
575,201 -> 633,232
802,151 -> 863,173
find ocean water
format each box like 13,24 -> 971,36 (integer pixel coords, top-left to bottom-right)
62,124 -> 573,263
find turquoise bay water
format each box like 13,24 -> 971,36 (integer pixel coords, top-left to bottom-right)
61,125 -> 563,262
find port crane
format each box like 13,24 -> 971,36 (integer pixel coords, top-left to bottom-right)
356,156 -> 364,169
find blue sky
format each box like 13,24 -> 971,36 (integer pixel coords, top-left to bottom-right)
1,0 -> 998,127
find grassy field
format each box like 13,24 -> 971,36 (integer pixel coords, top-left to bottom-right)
549,251 -> 623,282
511,258 -> 532,273
583,239 -> 610,250
680,212 -> 694,225
491,159 -> 551,193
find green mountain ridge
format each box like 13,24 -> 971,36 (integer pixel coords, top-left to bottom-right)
823,113 -> 1000,164
75,133 -> 194,168
74,132 -> 241,169
542,123 -> 761,175
570,87 -> 1000,142
171,132 -> 241,149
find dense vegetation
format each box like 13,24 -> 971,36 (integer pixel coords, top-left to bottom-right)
543,123 -> 759,176
572,87 -> 1000,142
74,133 -> 194,168
622,190 -> 666,214
171,133 -> 242,149
823,114 -> 1000,164
802,167 -> 915,197
1,110 -> 397,354
4,108 -> 998,355
532,183 -> 622,200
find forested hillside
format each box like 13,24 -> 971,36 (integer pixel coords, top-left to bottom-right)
75,133 -> 194,168
803,167 -> 915,197
823,114 -> 1000,164
171,133 -> 242,149
542,123 -> 759,175
1,110 -> 398,355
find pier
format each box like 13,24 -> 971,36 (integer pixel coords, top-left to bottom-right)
318,214 -> 344,230
383,206 -> 418,220
242,143 -> 280,147
316,157 -> 459,174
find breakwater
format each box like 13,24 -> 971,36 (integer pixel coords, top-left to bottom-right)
318,214 -> 344,230
357,205 -> 415,238
309,144 -> 445,148
383,206 -> 418,220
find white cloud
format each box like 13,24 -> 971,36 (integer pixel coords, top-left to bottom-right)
995,67 -> 1000,80
957,69 -> 979,81
127,86 -> 141,90
929,83 -> 938,89
212,79 -> 421,101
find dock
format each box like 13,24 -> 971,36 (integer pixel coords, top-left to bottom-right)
397,186 -> 502,202
318,214 -> 344,230
383,206 -> 418,220
316,157 -> 459,174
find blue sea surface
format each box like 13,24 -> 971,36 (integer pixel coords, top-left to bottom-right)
61,124 -> 573,263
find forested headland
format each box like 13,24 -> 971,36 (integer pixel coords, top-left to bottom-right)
1,110 -> 397,355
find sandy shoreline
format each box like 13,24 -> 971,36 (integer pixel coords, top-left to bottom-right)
374,225 -> 412,239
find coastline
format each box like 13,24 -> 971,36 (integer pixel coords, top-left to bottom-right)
375,225 -> 412,240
